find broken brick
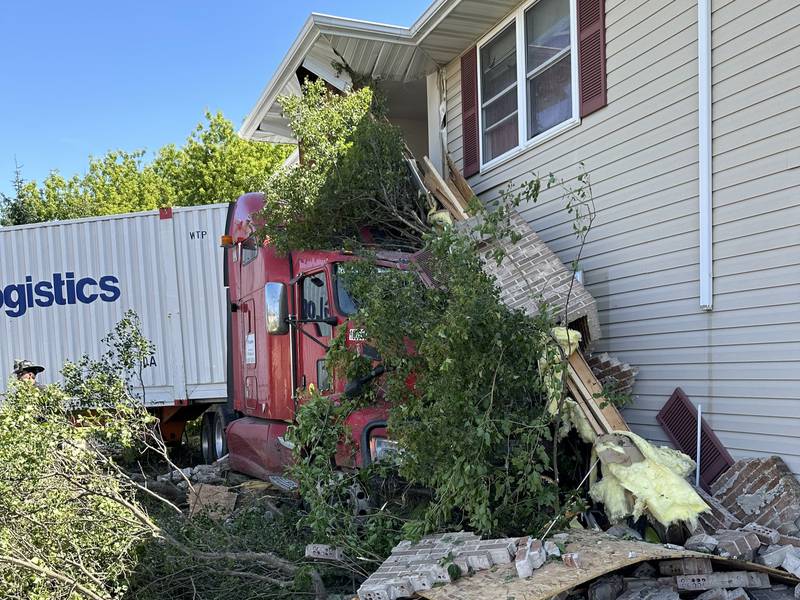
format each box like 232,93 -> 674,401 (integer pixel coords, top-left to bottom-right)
695,486 -> 743,532
563,552 -> 582,568
710,457 -> 800,536
714,529 -> 761,561
685,534 -> 719,554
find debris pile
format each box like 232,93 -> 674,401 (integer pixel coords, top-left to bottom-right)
357,532 -> 519,600
677,455 -> 800,579
411,530 -> 800,600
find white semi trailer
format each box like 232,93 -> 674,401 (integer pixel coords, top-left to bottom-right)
0,204 -> 230,443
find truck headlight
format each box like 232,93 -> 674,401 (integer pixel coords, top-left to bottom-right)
369,437 -> 400,462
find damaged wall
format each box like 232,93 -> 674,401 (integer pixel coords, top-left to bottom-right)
444,0 -> 800,474
472,212 -> 601,343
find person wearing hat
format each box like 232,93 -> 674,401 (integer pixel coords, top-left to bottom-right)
13,359 -> 45,383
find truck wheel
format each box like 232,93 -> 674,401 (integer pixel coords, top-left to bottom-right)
212,405 -> 235,460
201,411 -> 216,464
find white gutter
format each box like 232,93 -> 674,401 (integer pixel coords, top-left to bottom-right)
698,0 -> 713,311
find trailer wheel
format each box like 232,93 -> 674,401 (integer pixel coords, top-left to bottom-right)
212,405 -> 235,461
201,411 -> 216,464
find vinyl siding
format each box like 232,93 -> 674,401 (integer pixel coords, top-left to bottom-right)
445,0 -> 800,472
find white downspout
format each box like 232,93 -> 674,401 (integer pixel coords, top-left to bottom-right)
698,0 -> 713,311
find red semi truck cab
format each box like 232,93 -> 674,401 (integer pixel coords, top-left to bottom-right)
216,192 -> 405,480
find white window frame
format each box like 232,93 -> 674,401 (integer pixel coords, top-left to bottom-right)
476,0 -> 580,172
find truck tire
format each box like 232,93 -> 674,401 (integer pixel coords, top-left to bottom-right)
201,411 -> 216,464
211,405 -> 235,461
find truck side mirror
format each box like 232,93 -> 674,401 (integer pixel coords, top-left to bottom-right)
265,282 -> 288,335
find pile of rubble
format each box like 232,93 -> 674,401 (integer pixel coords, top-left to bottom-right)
687,455 -> 800,580
356,531 -> 520,599
355,529 -> 800,600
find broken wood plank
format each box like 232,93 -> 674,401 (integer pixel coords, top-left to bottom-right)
569,351 -> 630,432
568,363 -> 613,433
446,153 -> 477,214
421,156 -> 469,221
567,378 -> 606,436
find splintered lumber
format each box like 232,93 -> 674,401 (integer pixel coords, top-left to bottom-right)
446,153 -> 478,211
568,351 -> 630,433
421,156 -> 470,221
568,363 -> 614,433
567,377 -> 605,436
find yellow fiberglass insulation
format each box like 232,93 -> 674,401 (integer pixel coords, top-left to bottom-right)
541,328 -> 596,444
589,431 -> 709,528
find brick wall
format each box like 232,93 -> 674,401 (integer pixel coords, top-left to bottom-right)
465,212 -> 601,343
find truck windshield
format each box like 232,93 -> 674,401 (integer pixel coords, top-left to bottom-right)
333,265 -> 358,316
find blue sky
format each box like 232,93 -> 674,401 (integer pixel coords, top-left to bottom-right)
0,1 -> 430,196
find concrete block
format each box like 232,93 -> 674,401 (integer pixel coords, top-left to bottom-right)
383,577 -> 414,599
675,571 -> 771,591
782,549 -> 800,578
359,585 -> 391,600
545,540 -> 561,558
696,589 -> 727,600
588,575 -> 625,600
406,571 -> 434,591
305,544 -> 344,561
658,558 -> 713,576
749,586 -> 798,600
632,562 -> 657,578
454,551 -> 492,573
617,587 -> 680,600
686,534 -> 719,553
757,545 -> 791,569
726,588 -> 749,600
744,523 -> 782,545
477,539 -> 516,564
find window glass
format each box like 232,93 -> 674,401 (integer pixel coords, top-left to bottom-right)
317,359 -> 331,391
525,0 -> 572,139
480,23 -> 518,162
241,236 -> 259,265
301,273 -> 332,337
333,265 -> 359,316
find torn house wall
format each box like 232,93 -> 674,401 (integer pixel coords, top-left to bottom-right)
466,212 -> 602,344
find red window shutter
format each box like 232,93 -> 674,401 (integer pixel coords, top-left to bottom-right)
460,47 -> 480,178
656,388 -> 735,491
577,0 -> 607,117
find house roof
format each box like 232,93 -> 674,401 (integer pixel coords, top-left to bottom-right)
239,0 -> 521,143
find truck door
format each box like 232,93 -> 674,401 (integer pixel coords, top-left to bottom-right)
296,270 -> 334,395
238,236 -> 267,417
